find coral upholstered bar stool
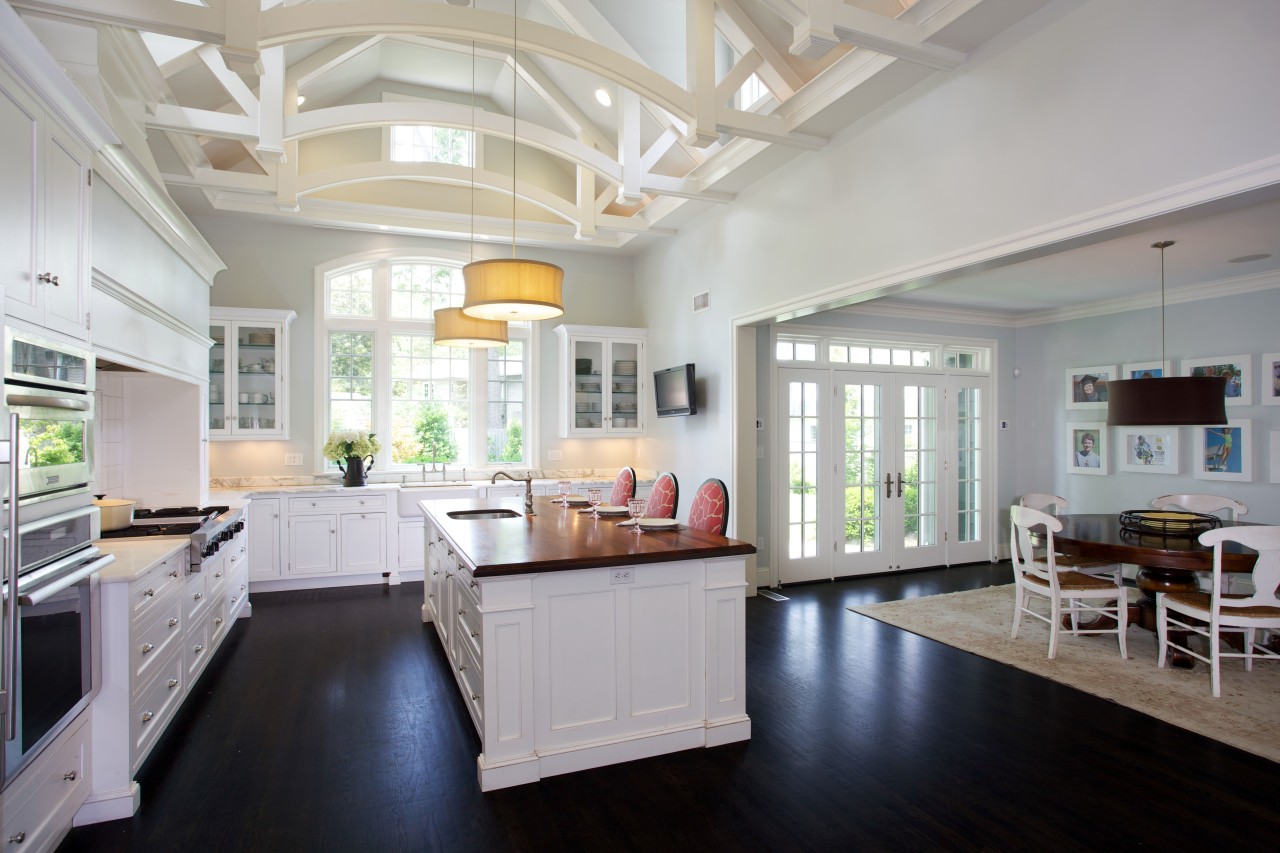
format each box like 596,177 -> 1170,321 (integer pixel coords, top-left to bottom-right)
686,478 -> 728,536
1158,526 -> 1280,697
610,466 -> 636,507
1018,494 -> 1122,582
1010,506 -> 1128,660
644,472 -> 679,519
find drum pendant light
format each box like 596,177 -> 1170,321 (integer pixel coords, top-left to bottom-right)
1106,241 -> 1227,426
435,39 -> 509,348
462,1 -> 564,323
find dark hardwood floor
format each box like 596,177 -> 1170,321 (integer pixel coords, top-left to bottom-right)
60,564 -> 1279,852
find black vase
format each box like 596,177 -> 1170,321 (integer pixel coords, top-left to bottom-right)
339,455 -> 372,487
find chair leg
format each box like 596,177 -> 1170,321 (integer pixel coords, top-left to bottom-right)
1048,595 -> 1061,660
1116,593 -> 1128,660
1156,594 -> 1168,669
1011,586 -> 1024,639
1210,623 -> 1222,698
1245,627 -> 1255,671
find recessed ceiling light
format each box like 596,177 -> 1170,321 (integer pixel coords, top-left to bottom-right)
296,95 -> 306,106
594,88 -> 612,107
1228,253 -> 1271,263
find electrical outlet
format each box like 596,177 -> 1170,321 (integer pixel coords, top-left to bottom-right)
547,449 -> 563,461
610,568 -> 633,585
284,453 -> 303,466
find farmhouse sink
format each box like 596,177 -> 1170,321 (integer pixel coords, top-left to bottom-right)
397,482 -> 478,514
447,509 -> 523,520
400,481 -> 474,488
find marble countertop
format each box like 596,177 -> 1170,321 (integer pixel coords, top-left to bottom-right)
211,476 -> 648,503
94,537 -> 189,584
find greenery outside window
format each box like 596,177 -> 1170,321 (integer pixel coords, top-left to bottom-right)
320,254 -> 532,471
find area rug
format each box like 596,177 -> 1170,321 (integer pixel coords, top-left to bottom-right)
849,585 -> 1280,763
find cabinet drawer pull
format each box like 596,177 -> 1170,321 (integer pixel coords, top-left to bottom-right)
470,631 -> 478,639
428,593 -> 434,599
470,580 -> 478,589
215,571 -> 224,578
458,609 -> 465,616
170,571 -> 179,578
143,588 -> 155,597
141,643 -> 155,654
38,272 -> 59,285
8,831 -> 25,843
168,678 -> 179,689
447,548 -> 454,557
63,770 -> 77,782
231,596 -> 239,605
470,693 -> 479,701
193,643 -> 205,653
169,618 -> 179,628
458,664 -> 466,672
193,592 -> 203,601
215,617 -> 224,626
141,711 -> 154,723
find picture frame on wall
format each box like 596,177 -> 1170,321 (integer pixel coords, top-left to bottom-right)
1183,354 -> 1252,406
1262,353 -> 1280,406
1194,419 -> 1251,482
1116,427 -> 1180,474
1068,422 -> 1108,475
1065,366 -> 1116,410
1121,360 -> 1173,380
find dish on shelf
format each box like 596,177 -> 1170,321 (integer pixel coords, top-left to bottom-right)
246,332 -> 274,346
576,382 -> 602,393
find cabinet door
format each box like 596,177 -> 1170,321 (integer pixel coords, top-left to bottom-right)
288,514 -> 337,574
398,520 -> 425,570
229,320 -> 284,437
208,320 -> 230,436
40,124 -> 91,339
0,79 -> 40,324
340,512 -> 387,573
568,335 -> 607,435
247,498 -> 281,580
604,337 -> 644,434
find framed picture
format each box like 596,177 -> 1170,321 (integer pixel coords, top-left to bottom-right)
1261,353 -> 1280,406
1068,422 -> 1108,475
1116,427 -> 1180,474
1183,355 -> 1251,406
1194,419 -> 1251,482
1065,366 -> 1116,410
1121,360 -> 1173,380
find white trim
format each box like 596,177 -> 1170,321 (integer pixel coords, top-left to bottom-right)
91,269 -> 210,384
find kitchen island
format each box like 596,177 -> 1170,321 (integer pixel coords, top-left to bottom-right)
422,496 -> 755,791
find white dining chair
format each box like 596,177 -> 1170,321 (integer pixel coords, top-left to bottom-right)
1010,506 -> 1128,660
1151,494 -> 1251,593
1157,526 -> 1280,697
1017,494 -> 1122,583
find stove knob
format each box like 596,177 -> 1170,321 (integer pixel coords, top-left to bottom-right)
234,520 -> 245,534
220,529 -> 234,543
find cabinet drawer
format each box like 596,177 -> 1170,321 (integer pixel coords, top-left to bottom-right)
132,650 -> 185,770
128,551 -> 183,623
0,712 -> 89,852
132,595 -> 183,690
184,569 -> 210,624
289,493 -> 386,513
227,567 -> 250,620
186,609 -> 214,684
209,594 -> 230,649
455,588 -> 482,662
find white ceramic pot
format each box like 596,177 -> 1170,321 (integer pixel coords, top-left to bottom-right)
93,498 -> 137,531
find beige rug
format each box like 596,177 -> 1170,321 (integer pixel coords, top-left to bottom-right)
850,585 -> 1280,763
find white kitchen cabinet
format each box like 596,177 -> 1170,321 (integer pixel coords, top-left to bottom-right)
208,307 -> 295,440
553,325 -> 646,437
339,511 -> 386,573
247,497 -> 281,580
0,710 -> 89,853
287,514 -> 338,575
0,67 -> 92,341
398,520 -> 425,570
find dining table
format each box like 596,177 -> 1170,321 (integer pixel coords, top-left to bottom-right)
1046,513 -> 1262,667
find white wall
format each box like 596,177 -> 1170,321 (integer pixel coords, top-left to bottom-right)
195,215 -> 638,478
633,0 -> 1280,540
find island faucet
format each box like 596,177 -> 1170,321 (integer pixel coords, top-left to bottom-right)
491,471 -> 535,516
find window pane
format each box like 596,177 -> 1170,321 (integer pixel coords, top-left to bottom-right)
390,126 -> 474,166
390,262 -> 464,320
328,267 -> 373,317
328,332 -> 374,446
795,342 -> 817,361
388,333 -> 469,464
487,342 -> 525,463
776,341 -> 793,360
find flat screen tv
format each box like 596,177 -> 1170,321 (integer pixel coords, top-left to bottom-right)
654,363 -> 697,417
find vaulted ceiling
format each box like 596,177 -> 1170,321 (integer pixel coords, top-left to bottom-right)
13,0 -> 1050,254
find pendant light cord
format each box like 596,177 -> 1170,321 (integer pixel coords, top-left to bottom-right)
1153,240 -> 1175,370
511,1 -> 518,262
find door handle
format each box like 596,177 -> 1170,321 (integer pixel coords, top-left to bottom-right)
884,473 -> 892,499
897,472 -> 904,498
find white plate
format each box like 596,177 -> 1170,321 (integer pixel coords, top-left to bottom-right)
562,495 -> 589,505
585,504 -> 628,515
638,518 -> 680,530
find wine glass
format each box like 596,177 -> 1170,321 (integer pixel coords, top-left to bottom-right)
586,488 -> 603,519
557,480 -> 572,506
628,498 -> 647,535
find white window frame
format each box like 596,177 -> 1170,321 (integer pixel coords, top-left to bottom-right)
314,248 -> 538,473
382,93 -> 484,167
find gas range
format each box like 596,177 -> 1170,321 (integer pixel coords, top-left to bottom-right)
100,504 -> 246,572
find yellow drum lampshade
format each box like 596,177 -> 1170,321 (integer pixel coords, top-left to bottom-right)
462,258 -> 564,322
433,307 -> 509,348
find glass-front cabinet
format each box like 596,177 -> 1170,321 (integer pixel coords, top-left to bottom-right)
209,307 -> 296,440
553,325 -> 646,437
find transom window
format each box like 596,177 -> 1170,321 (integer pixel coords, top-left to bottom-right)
319,256 -> 531,470
777,333 -> 987,373
389,125 -> 473,166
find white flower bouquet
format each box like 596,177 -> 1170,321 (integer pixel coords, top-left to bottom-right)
322,430 -> 382,462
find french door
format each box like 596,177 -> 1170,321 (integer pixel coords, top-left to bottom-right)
776,368 -> 990,584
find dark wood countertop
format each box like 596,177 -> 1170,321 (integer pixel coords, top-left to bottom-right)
423,496 -> 757,578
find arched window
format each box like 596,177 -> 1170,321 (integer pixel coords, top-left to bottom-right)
318,253 -> 532,470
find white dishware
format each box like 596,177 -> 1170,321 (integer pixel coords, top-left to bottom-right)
638,518 -> 679,530
237,392 -> 250,404
252,393 -> 268,404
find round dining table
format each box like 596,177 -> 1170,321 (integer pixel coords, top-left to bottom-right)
1047,513 -> 1261,666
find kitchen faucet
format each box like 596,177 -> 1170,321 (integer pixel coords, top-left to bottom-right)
491,471 -> 535,516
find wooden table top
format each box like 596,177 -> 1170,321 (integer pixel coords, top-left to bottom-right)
423,496 -> 756,578
1049,513 -> 1259,573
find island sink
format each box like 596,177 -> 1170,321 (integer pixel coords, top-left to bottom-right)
446,509 -> 522,520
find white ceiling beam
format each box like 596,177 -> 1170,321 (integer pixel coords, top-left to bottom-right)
575,163 -> 596,242
219,0 -> 262,75
617,89 -> 642,203
827,2 -> 966,70
195,44 -> 258,119
11,0 -> 224,43
639,127 -> 680,174
715,50 -> 763,108
716,107 -> 825,150
149,103 -> 258,141
790,0 -> 839,60
685,0 -> 719,148
288,36 -> 384,89
716,0 -> 803,98
512,50 -> 613,156
258,45 -> 287,166
752,0 -> 807,28
639,175 -> 734,204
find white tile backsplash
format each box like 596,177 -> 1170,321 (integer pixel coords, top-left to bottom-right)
94,378 -> 127,498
